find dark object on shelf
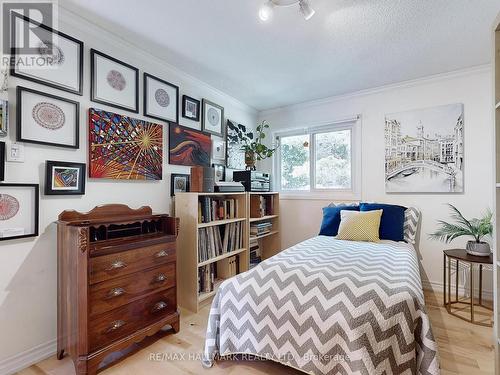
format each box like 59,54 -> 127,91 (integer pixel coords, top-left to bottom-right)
45,160 -> 86,195
57,204 -> 180,375
190,166 -> 215,193
233,170 -> 270,192
443,249 -> 493,327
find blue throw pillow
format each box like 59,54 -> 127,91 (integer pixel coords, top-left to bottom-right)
359,203 -> 406,241
319,205 -> 359,236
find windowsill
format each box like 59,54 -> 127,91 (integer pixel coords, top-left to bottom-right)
278,191 -> 360,201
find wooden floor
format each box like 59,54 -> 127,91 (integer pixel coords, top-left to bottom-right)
18,290 -> 494,375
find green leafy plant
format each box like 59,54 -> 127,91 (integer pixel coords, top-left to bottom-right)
429,204 -> 493,244
239,120 -> 279,161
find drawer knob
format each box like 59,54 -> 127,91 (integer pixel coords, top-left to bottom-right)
106,260 -> 127,271
107,287 -> 126,298
106,320 -> 126,333
152,301 -> 168,312
155,250 -> 169,258
154,273 -> 167,283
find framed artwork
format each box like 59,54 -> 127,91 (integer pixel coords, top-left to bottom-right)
89,108 -> 163,180
91,49 -> 139,113
170,173 -> 190,196
144,72 -> 179,123
0,100 -> 8,136
212,136 -> 226,162
45,160 -> 86,195
385,103 -> 464,193
182,95 -> 200,121
226,119 -> 251,170
0,183 -> 39,241
213,163 -> 226,182
10,13 -> 84,95
202,99 -> 224,137
17,86 -> 79,149
169,123 -> 211,166
0,142 -> 4,181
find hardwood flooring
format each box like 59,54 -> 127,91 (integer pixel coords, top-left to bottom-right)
18,290 -> 494,375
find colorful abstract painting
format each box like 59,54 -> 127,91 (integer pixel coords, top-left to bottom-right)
169,124 -> 211,166
89,108 -> 163,180
52,167 -> 79,190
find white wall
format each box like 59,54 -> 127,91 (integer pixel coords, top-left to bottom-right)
259,66 -> 494,294
0,6 -> 257,371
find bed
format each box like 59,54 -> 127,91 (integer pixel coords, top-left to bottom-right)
203,236 -> 439,375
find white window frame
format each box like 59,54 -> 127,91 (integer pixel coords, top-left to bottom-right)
273,117 -> 362,200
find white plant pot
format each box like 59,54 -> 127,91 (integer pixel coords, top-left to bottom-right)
465,240 -> 491,256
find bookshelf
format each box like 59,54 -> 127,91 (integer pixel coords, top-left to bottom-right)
175,192 -> 249,312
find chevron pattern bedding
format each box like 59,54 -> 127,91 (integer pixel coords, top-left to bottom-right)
203,236 -> 439,375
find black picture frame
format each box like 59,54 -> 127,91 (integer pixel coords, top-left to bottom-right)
171,173 -> 190,196
10,13 -> 84,96
90,49 -> 139,113
0,142 -> 5,181
45,160 -> 86,195
16,86 -> 80,149
0,183 -> 39,241
143,72 -> 179,123
182,95 -> 200,122
202,99 -> 224,137
212,163 -> 226,182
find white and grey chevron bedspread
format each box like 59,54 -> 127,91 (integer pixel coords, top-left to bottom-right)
203,236 -> 439,375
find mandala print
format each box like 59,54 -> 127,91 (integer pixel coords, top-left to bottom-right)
154,88 -> 170,107
38,41 -> 65,66
32,102 -> 66,130
207,108 -> 220,126
0,194 -> 20,220
107,70 -> 127,91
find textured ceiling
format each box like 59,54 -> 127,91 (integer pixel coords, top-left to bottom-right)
64,0 -> 500,110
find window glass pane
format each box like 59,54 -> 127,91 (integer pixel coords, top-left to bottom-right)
280,134 -> 310,191
315,129 -> 351,189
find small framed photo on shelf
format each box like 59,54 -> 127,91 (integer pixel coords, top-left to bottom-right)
144,72 -> 179,123
0,183 -> 39,241
0,100 -> 8,136
45,160 -> 86,195
16,86 -> 79,149
171,173 -> 190,196
10,13 -> 84,95
213,163 -> 226,182
91,49 -> 139,113
182,95 -> 200,122
202,99 -> 224,137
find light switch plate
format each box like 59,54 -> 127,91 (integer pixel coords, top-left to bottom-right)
6,142 -> 25,162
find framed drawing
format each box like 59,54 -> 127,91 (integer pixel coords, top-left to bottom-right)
213,163 -> 226,182
45,160 -> 86,195
0,142 -> 4,181
89,108 -> 163,180
169,123 -> 211,166
144,72 -> 179,123
385,103 -> 464,193
202,99 -> 224,137
10,13 -> 84,95
226,119 -> 251,170
0,183 -> 39,241
182,95 -> 200,121
91,49 -> 139,113
212,136 -> 226,162
170,173 -> 190,196
17,86 -> 79,149
0,100 -> 8,136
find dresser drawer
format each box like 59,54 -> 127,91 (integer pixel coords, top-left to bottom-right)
89,287 -> 176,351
89,263 -> 176,317
90,242 -> 175,284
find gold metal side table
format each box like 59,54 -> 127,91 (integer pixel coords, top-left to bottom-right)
443,249 -> 493,327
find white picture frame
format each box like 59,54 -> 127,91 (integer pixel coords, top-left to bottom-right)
202,99 -> 224,137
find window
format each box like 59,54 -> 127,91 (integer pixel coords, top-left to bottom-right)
275,120 -> 360,197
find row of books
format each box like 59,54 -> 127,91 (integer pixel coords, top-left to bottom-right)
249,239 -> 262,269
250,221 -> 272,237
198,197 -> 239,223
198,222 -> 244,262
250,195 -> 274,218
198,263 -> 216,294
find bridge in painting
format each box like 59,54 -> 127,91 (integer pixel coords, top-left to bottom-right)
387,160 -> 455,180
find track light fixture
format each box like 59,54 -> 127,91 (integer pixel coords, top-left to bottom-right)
258,0 -> 315,22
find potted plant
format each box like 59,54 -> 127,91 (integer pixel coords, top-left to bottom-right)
239,120 -> 278,170
429,204 -> 493,256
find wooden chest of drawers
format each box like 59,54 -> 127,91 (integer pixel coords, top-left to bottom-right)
57,205 -> 180,375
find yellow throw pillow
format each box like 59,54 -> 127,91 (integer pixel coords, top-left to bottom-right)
336,209 -> 383,242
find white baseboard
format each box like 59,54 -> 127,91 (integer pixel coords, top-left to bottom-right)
0,339 -> 56,375
422,279 -> 493,301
